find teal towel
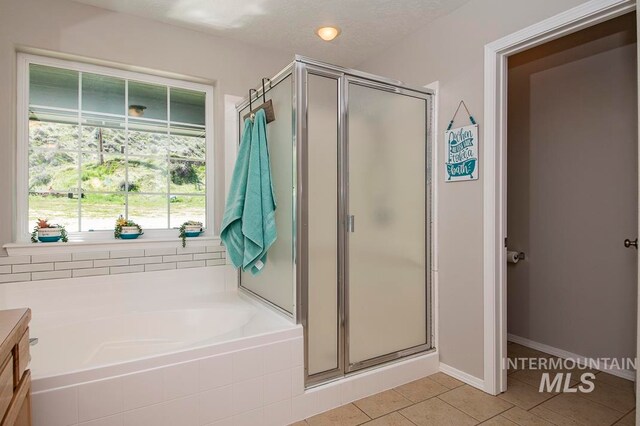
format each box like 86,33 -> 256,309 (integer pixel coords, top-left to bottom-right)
242,109 -> 277,274
220,118 -> 253,269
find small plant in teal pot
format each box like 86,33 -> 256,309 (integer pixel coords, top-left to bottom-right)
179,221 -> 203,247
31,218 -> 68,243
114,216 -> 143,240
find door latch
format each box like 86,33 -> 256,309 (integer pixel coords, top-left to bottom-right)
624,238 -> 637,249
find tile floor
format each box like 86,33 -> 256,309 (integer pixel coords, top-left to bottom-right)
291,343 -> 636,425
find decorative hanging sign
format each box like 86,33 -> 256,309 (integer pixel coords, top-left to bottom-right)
445,101 -> 479,182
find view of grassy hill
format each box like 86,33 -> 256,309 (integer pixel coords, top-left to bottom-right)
28,121 -> 206,231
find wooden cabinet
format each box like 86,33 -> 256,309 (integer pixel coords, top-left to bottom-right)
0,309 -> 31,426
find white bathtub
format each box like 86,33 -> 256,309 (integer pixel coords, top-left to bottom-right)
0,266 -> 304,426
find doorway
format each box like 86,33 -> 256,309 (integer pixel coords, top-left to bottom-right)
502,11 -> 637,423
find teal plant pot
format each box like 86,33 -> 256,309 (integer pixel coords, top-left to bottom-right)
120,233 -> 141,240
185,231 -> 202,238
38,235 -> 61,243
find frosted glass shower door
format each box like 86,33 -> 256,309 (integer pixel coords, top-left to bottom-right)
346,81 -> 429,369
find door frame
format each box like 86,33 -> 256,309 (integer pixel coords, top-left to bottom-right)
482,0 -> 637,396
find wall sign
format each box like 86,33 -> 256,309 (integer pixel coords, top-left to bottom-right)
445,124 -> 479,182
444,124 -> 479,182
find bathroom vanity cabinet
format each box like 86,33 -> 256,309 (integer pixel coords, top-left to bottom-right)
0,309 -> 31,426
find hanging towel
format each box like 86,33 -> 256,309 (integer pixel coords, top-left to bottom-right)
242,109 -> 277,274
220,118 -> 254,269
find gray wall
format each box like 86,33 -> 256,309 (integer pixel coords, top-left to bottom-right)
507,14 -> 637,360
0,0 -> 293,252
357,0 -> 590,379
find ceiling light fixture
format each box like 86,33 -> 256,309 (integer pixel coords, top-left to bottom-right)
316,26 -> 340,41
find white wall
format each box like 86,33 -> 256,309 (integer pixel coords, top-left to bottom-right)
357,0 -> 590,380
507,14 -> 637,361
0,0 -> 293,251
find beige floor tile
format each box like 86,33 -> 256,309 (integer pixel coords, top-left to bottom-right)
614,409 -> 635,425
595,372 -> 635,392
428,372 -> 465,389
354,390 -> 412,419
501,407 -> 554,425
529,405 -> 582,426
399,397 -> 478,426
362,412 -> 414,426
497,377 -> 554,410
394,376 -> 449,403
537,393 -> 624,425
438,385 -> 513,422
290,422 -> 308,426
579,378 -> 636,413
480,415 -> 518,425
306,403 -> 370,426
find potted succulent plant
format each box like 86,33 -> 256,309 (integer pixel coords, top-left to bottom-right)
114,215 -> 143,240
30,218 -> 68,243
179,221 -> 203,247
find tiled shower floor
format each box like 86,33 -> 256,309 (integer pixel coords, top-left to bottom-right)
291,343 -> 635,425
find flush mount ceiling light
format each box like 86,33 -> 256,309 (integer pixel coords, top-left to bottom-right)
316,26 -> 341,41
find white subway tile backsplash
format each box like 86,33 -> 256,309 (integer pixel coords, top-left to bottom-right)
145,247 -> 177,257
177,260 -> 206,269
0,273 -> 30,283
291,338 -> 304,367
291,366 -> 305,397
177,246 -> 206,254
199,353 -> 233,391
73,267 -> 110,278
232,407 -> 263,426
0,243 -> 226,283
0,255 -> 30,265
193,252 -> 219,261
111,249 -> 145,258
94,258 -> 129,268
110,265 -> 144,275
55,260 -> 94,270
198,385 -> 233,425
31,253 -> 72,263
129,256 -> 162,265
122,370 -> 163,411
163,361 -> 199,401
145,262 -> 176,272
163,254 -> 193,263
78,378 -> 124,422
73,251 -> 110,261
32,270 -> 72,281
13,262 -> 54,273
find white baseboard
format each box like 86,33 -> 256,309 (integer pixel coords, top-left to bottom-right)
507,334 -> 636,382
439,363 -> 485,391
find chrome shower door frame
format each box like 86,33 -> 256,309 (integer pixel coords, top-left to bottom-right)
296,57 -> 434,386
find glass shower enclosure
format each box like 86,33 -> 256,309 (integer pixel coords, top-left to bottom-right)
236,56 -> 433,386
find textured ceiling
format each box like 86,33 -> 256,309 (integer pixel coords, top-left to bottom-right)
71,0 -> 470,66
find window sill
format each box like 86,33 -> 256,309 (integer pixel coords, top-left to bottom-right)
4,235 -> 221,256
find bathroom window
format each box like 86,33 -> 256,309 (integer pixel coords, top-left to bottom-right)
17,54 -> 213,240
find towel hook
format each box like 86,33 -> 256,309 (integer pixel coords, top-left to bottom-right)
249,88 -> 257,114
261,78 -> 271,103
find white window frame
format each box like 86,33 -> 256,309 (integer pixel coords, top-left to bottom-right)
16,53 -> 215,243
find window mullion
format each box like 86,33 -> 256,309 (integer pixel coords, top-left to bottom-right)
167,86 -> 171,229
77,71 -> 83,232
124,79 -> 129,221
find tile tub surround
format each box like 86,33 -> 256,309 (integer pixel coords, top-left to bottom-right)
30,342 -> 438,426
0,242 -> 226,283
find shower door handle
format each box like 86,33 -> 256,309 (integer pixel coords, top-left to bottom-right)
347,215 -> 355,233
